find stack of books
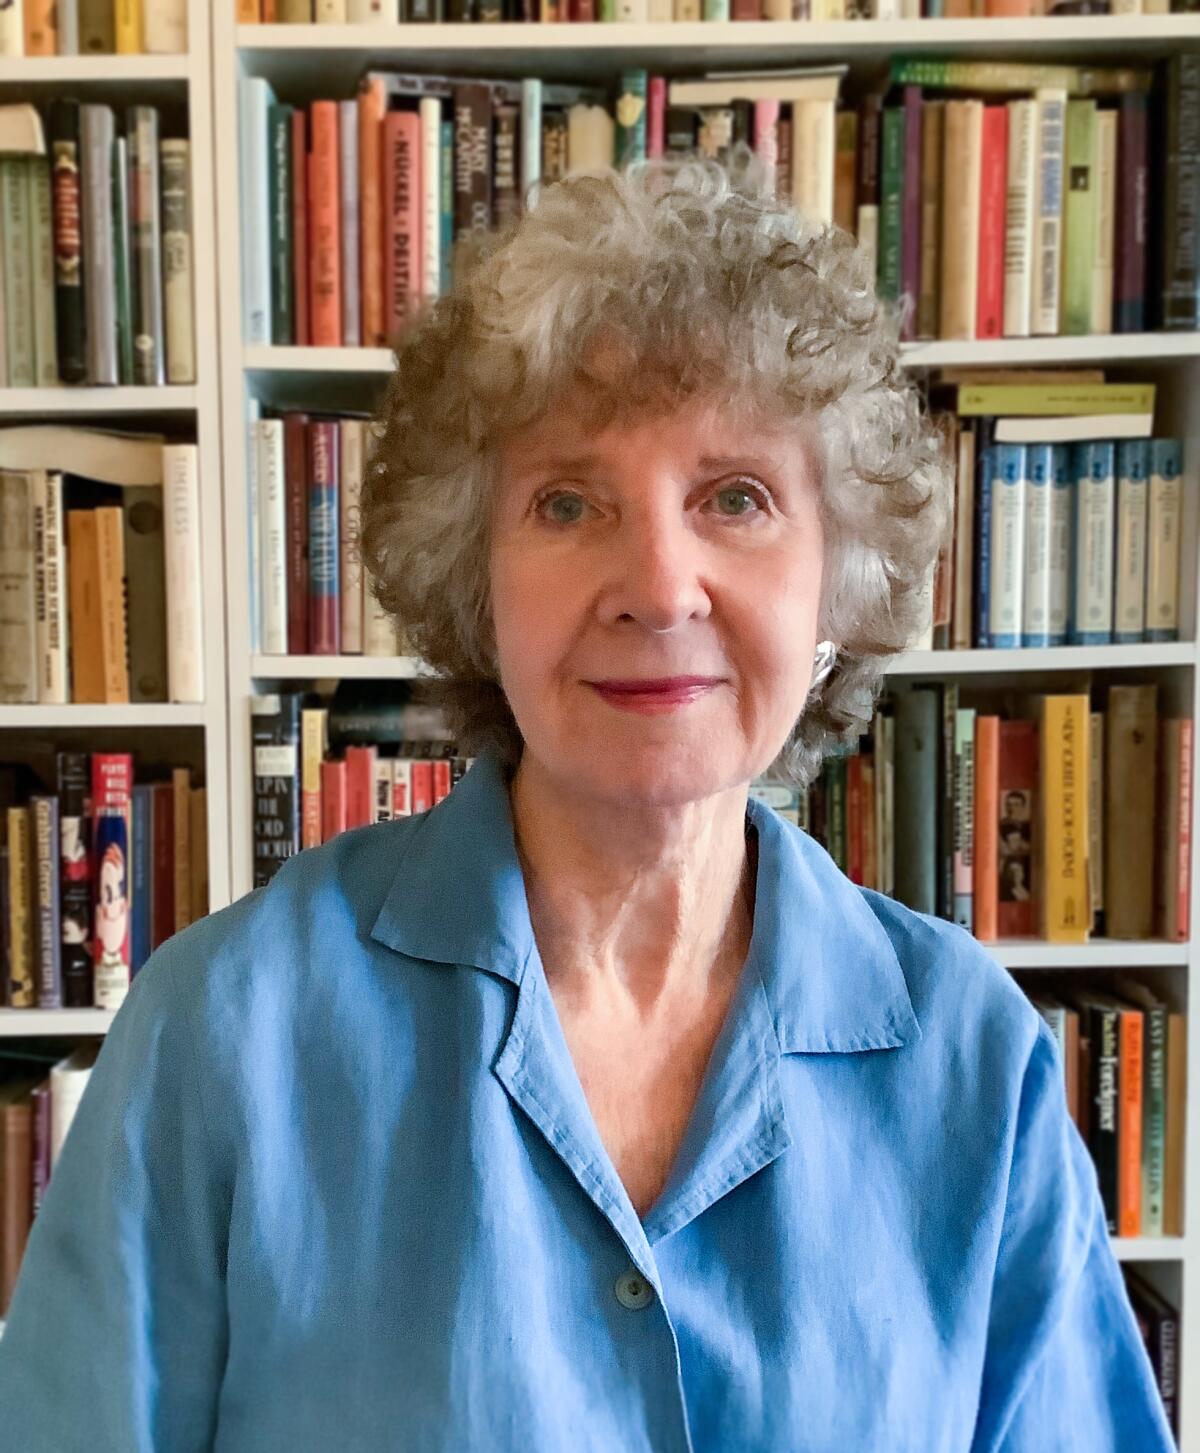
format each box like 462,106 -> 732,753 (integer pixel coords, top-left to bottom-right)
0,101 -> 196,389
1123,1267 -> 1180,1442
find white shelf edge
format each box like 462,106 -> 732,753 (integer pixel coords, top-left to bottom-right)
0,1008 -> 117,1036
0,703 -> 208,728
250,654 -> 428,679
1111,1236 -> 1189,1263
0,53 -> 191,84
0,385 -> 198,415
245,346 -> 394,374
236,16 -> 1200,50
887,643 -> 1198,674
988,941 -> 1190,970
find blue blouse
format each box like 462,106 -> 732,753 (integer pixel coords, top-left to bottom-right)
0,749 -> 1174,1452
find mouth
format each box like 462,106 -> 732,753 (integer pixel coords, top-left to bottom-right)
585,676 -> 724,714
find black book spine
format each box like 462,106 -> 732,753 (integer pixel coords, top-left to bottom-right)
252,692 -> 302,890
1160,53 -> 1200,329
56,750 -> 93,1009
47,100 -> 88,384
1088,1001 -> 1121,1233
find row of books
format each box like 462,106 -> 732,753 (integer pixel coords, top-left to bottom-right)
755,684 -> 1192,943
235,0 -> 1200,18
0,428 -> 205,705
1122,1266 -> 1180,1439
1,751 -> 208,1014
918,378 -> 1184,650
0,101 -> 196,389
248,410 -> 407,657
1027,977 -> 1185,1238
250,687 -> 464,886
0,0 -> 186,55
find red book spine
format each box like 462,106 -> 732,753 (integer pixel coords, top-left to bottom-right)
383,109 -> 422,341
570,0 -> 594,19
307,420 -> 340,655
321,759 -> 348,843
1176,718 -> 1193,941
90,753 -> 133,1010
846,755 -> 864,884
345,745 -> 377,829
647,76 -> 666,160
283,412 -> 310,655
291,108 -> 310,348
150,781 -> 174,951
996,719 -> 1037,938
411,761 -> 433,815
731,0 -> 761,16
392,759 -> 412,816
358,77 -> 387,348
976,104 -> 1008,341
433,760 -> 451,804
308,101 -> 342,348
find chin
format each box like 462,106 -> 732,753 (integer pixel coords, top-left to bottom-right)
539,732 -> 753,810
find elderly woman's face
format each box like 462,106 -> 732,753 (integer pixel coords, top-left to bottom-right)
489,392 -> 826,806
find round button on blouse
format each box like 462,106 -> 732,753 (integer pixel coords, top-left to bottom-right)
614,1270 -> 655,1310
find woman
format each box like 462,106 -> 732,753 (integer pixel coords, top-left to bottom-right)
0,157 -> 1172,1451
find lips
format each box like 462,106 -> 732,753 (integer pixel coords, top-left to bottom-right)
586,676 -> 723,713
589,676 -> 721,694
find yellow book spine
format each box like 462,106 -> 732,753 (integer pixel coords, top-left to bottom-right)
6,806 -> 35,1008
115,0 -> 142,53
1039,694 -> 1091,943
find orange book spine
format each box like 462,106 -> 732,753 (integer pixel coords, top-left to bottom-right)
24,0 -> 57,54
1118,1008 -> 1144,1237
66,511 -> 105,704
95,507 -> 130,704
973,715 -> 999,940
359,78 -> 387,348
238,0 -> 262,18
1176,718 -> 1192,941
308,101 -> 342,348
383,108 -> 423,341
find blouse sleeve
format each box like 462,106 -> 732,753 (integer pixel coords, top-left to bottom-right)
0,938 -> 230,1451
971,1017 -> 1175,1453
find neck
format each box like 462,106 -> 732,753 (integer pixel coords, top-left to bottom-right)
507,752 -> 755,1023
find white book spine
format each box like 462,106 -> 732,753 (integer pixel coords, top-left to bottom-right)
339,99 -> 361,347
1091,108 -> 1116,335
1003,98 -> 1036,340
257,418 -> 288,656
1030,89 -> 1066,337
349,0 -> 401,16
1047,446 -> 1072,646
33,469 -> 68,705
856,206 -> 878,288
50,1051 -> 96,1168
521,80 -> 542,206
30,157 -> 57,387
246,397 -> 261,654
1021,446 -> 1052,647
792,99 -> 835,228
161,138 -> 196,384
1071,443 -> 1116,644
1146,440 -> 1183,641
340,418 -> 364,655
316,0 -> 348,16
1113,442 -> 1149,643
143,0 -> 186,53
987,444 -> 1026,647
162,442 -> 206,703
649,0 -> 673,19
58,0 -> 79,52
421,97 -> 441,300
80,104 -> 117,385
0,0 -> 23,55
617,0 -> 648,19
373,758 -> 394,822
238,77 -> 273,348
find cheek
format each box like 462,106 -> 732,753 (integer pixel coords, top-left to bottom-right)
490,544 -> 577,684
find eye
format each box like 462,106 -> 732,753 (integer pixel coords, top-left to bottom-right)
708,481 -> 768,518
533,489 -> 590,525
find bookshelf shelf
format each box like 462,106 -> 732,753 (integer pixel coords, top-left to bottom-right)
885,644 -> 1198,675
0,55 -> 191,87
989,940 -> 1191,970
250,653 -> 427,679
1112,1236 -> 1189,1263
0,386 -> 199,416
0,703 -> 209,729
0,1008 -> 116,1037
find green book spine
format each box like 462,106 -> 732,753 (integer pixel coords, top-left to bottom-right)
614,70 -> 648,171
702,0 -> 729,19
30,157 -> 58,388
0,158 -> 36,388
878,106 -> 905,305
1143,1003 -> 1168,1236
112,135 -> 134,386
1062,99 -> 1097,336
268,104 -> 294,347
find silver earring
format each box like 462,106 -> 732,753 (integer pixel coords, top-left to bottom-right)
810,639 -> 837,691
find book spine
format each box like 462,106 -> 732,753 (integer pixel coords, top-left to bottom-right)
952,707 -> 975,931
48,101 -> 87,383
6,807 -> 34,1007
1118,1008 -> 1144,1237
24,0 -> 56,51
58,0 -> 79,51
33,470 -> 67,704
112,135 -> 134,384
616,68 -> 649,171
251,693 -> 301,888
1113,439 -> 1149,643
1061,98 -> 1097,336
129,105 -> 164,385
1089,708 -> 1105,937
0,0 -> 24,54
1105,683 -> 1157,940
339,419 -> 364,655
95,507 -> 130,701
1089,1001 -> 1120,1231
339,98 -> 361,347
1113,93 -> 1148,333
374,759 -> 395,821
79,0 -> 114,51
975,103 -> 1007,340
143,0 -> 187,52
939,99 -> 982,339
1003,97 -> 1037,338
877,103 -> 903,307
239,77 -> 273,347
258,418 -> 288,655
0,471 -> 35,703
1161,55 -> 1200,329
56,751 -> 92,1006
1030,88 -> 1066,336
321,759 -> 347,842
1039,695 -> 1089,943
91,753 -> 133,1011
345,745 -> 377,829
1047,444 -> 1072,646
420,96 -> 442,302
1176,718 -> 1193,942
80,104 -> 117,385
453,83 -> 492,244
308,421 -> 341,654
893,689 -> 939,916
975,437 -> 993,648
1070,441 -> 1116,645
283,412 -> 310,654
439,118 -> 453,294
1143,1002 -> 1168,1236
301,706 -> 326,848
987,443 -> 1025,647
308,100 -> 342,347
899,88 -> 922,341
160,138 -> 196,384
855,95 -> 880,280
1021,444 -> 1052,647
358,78 -> 386,348
29,157 -> 56,386
115,0 -> 141,51
290,109 -> 309,349
162,443 -> 205,703
972,715 -> 999,940
916,99 -> 941,340
384,109 -> 422,340
268,105 -> 294,346
1091,107 -> 1116,334
149,781 -> 173,951
1,159 -> 35,387
245,397 -> 261,652
1146,439 -> 1182,641
130,785 -> 151,973
392,758 -> 412,817
30,796 -> 62,1008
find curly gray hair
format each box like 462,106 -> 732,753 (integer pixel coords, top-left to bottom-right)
360,150 -> 952,787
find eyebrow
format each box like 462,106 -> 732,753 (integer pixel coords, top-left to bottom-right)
516,451 -> 785,474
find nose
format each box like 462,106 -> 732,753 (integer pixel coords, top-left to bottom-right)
594,506 -> 712,633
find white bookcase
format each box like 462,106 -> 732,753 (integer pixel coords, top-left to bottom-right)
3,8 -> 1199,1442
0,0 -> 232,1042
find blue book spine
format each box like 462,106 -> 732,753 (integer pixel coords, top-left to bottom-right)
440,118 -> 453,297
987,443 -> 1026,648
1146,438 -> 1183,642
1047,444 -> 1073,647
1114,438 -> 1150,643
1069,440 -> 1116,645
975,445 -> 993,649
131,784 -> 152,976
1022,444 -> 1053,648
